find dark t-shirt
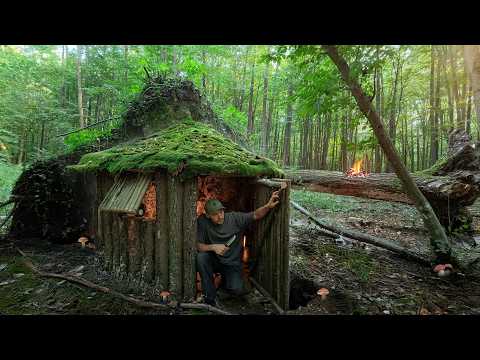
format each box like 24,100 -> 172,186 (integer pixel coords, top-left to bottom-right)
197,211 -> 254,266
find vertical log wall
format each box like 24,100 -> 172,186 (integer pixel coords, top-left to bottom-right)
97,172 -> 289,307
98,172 -> 197,302
252,179 -> 290,310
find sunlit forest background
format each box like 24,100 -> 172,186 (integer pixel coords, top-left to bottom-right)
0,45 -> 476,205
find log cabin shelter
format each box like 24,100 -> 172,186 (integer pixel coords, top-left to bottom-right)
69,120 -> 291,310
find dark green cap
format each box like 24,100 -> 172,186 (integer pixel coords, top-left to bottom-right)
205,199 -> 225,215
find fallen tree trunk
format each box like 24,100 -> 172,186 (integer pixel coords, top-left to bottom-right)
286,169 -> 480,232
290,200 -> 432,266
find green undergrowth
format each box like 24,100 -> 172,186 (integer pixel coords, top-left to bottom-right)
0,161 -> 22,216
69,119 -> 283,178
291,189 -> 418,220
414,156 -> 449,176
291,190 -> 364,213
64,120 -> 121,153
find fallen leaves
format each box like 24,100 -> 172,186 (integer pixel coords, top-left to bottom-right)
0,279 -> 16,286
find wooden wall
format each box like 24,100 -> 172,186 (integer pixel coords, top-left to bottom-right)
252,179 -> 290,310
96,172 -> 290,307
98,172 -> 197,302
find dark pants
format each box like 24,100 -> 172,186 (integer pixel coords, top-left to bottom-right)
196,252 -> 244,303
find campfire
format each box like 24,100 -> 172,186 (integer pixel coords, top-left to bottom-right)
346,159 -> 368,177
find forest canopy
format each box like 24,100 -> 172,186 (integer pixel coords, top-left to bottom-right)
0,45 -> 477,174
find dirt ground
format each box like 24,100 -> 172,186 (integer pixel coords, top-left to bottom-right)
288,192 -> 480,315
2,191 -> 480,315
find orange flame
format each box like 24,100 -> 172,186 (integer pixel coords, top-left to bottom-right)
352,159 -> 363,174
242,236 -> 249,262
347,158 -> 368,177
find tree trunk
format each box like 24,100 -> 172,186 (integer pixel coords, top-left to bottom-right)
466,85 -> 472,135
238,47 -> 250,112
247,61 -> 256,135
60,45 -> 67,108
322,45 -> 453,264
449,46 -> 463,130
260,62 -> 270,156
76,45 -> 85,128
464,45 -> 480,135
283,83 -> 294,167
431,47 -> 440,165
441,46 -> 455,131
387,57 -> 400,172
124,45 -> 129,90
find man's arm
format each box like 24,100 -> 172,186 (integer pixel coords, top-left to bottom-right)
253,190 -> 280,221
197,242 -> 229,256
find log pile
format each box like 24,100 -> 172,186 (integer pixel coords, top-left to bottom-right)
8,159 -> 86,243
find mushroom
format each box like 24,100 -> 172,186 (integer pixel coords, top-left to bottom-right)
317,288 -> 329,300
433,264 -> 453,277
160,291 -> 170,304
78,237 -> 89,248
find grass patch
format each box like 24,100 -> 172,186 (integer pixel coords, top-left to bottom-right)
291,190 -> 361,213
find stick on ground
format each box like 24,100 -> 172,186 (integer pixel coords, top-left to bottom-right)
290,200 -> 432,266
16,247 -> 233,315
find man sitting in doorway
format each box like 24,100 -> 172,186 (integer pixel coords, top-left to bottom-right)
196,192 -> 280,307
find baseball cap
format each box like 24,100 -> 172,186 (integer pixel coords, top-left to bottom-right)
205,199 -> 225,215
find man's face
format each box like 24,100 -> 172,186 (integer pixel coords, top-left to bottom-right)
207,209 -> 224,225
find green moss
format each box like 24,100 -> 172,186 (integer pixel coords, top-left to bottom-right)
414,156 -> 449,176
68,119 -> 283,178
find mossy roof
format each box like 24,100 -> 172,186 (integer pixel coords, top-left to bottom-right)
68,120 -> 284,178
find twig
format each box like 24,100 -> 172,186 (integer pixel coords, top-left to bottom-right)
16,247 -> 233,315
0,205 -> 15,230
57,116 -> 120,137
0,198 -> 14,209
290,200 -> 432,266
249,277 -> 285,315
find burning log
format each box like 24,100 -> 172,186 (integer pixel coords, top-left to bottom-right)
286,169 -> 480,232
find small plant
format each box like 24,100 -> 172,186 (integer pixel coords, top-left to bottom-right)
64,121 -> 119,152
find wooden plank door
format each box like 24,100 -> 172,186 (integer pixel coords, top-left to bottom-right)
252,179 -> 290,310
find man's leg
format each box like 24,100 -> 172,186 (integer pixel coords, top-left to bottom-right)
221,262 -> 247,296
196,252 -> 220,305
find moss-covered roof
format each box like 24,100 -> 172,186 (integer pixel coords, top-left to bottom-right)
68,120 -> 283,178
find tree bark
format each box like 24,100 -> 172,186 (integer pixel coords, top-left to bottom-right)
431,46 -> 440,165
247,61 -> 256,135
260,62 -> 270,156
449,46 -> 463,130
283,82 -> 294,167
76,45 -> 85,128
322,45 -> 453,264
387,56 -> 400,172
463,45 -> 480,134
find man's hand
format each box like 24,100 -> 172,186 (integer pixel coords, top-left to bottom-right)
211,244 -> 230,256
266,190 -> 280,209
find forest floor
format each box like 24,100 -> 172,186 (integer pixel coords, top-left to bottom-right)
288,190 -> 480,315
2,190 -> 480,315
